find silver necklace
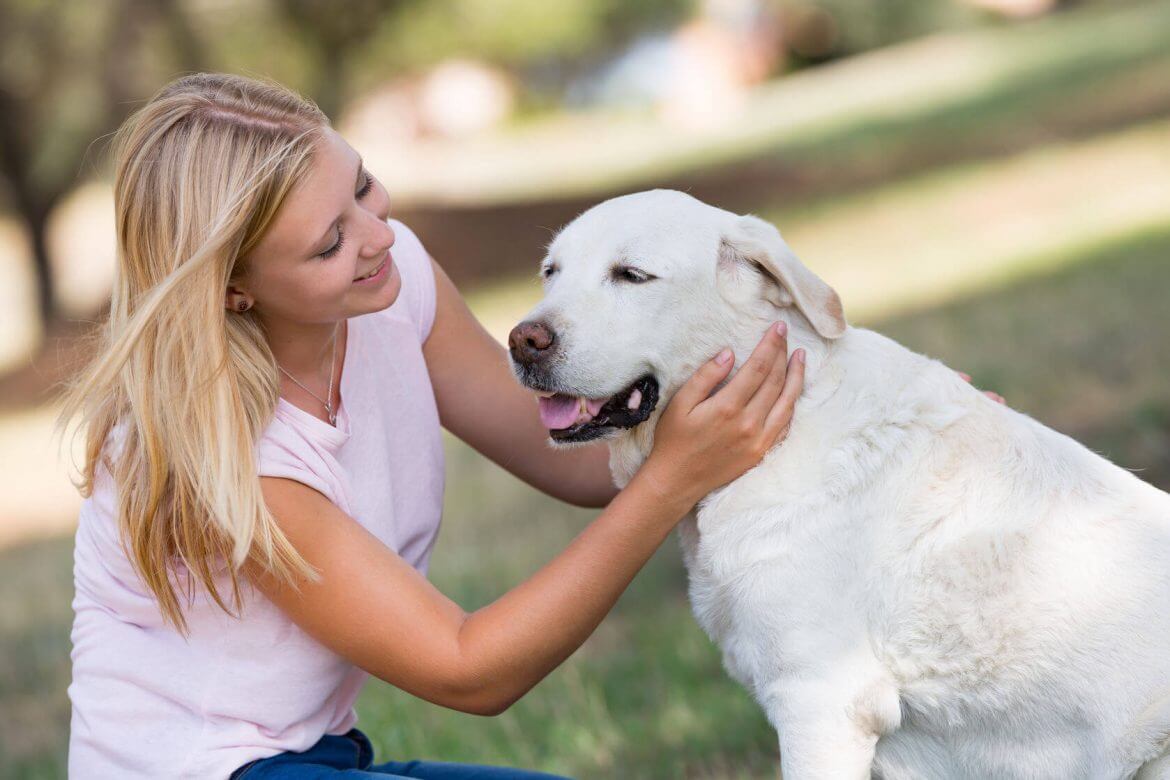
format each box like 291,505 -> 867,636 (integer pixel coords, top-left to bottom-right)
277,322 -> 340,426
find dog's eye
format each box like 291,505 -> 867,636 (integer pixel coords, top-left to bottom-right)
541,265 -> 557,279
612,266 -> 653,284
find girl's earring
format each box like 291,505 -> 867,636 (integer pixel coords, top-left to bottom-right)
238,300 -> 250,312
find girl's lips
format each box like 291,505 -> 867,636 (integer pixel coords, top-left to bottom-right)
353,253 -> 391,284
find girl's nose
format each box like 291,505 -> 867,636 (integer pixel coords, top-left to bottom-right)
363,214 -> 395,256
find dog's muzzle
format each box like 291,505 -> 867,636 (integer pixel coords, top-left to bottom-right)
507,320 -> 660,443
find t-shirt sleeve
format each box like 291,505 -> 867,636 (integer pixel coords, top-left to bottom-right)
388,219 -> 438,343
254,424 -> 341,508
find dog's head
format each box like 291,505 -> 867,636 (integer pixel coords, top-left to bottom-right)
508,189 -> 846,445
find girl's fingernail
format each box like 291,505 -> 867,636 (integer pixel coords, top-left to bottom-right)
796,349 -> 806,364
774,321 -> 787,336
715,348 -> 733,365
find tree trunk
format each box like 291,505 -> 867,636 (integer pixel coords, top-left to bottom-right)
26,206 -> 58,329
315,48 -> 346,120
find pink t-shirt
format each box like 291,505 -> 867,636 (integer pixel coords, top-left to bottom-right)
68,220 -> 445,779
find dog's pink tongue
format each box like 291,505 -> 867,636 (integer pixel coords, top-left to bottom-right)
538,395 -> 609,430
539,395 -> 580,430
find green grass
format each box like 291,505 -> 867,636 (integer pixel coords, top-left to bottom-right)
0,537 -> 73,779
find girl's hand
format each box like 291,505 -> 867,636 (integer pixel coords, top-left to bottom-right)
957,371 -> 1007,405
642,321 -> 806,509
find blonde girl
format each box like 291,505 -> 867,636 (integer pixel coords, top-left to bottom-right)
57,73 -> 805,779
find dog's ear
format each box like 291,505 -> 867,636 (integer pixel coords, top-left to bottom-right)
719,214 -> 846,339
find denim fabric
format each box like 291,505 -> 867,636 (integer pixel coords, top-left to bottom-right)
230,729 -> 571,779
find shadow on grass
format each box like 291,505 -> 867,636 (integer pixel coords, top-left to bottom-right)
2,225 -> 1167,778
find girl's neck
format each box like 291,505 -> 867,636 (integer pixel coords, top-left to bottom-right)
262,315 -> 347,379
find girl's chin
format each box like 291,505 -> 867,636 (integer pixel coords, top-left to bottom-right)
360,263 -> 401,308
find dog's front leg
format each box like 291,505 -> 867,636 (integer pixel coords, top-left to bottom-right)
765,677 -> 900,780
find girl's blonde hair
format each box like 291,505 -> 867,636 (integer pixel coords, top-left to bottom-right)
55,73 -> 329,633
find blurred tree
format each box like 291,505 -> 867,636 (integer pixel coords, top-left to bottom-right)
355,0 -> 695,101
0,0 -> 207,334
769,0 -> 977,61
271,0 -> 419,118
0,0 -> 692,347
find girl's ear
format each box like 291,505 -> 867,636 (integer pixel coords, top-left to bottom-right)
225,285 -> 251,312
718,214 -> 846,340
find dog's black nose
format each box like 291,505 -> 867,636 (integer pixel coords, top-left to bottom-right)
508,320 -> 556,365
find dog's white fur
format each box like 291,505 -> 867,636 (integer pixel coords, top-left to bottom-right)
517,190 -> 1170,779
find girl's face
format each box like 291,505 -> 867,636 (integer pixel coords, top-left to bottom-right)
230,127 -> 401,325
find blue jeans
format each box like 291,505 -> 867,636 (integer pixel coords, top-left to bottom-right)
229,729 -> 571,779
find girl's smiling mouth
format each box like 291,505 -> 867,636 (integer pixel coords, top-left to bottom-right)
353,254 -> 389,283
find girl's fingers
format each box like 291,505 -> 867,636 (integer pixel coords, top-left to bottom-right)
705,322 -> 789,411
763,349 -> 805,440
744,325 -> 794,420
670,347 -> 736,413
959,369 -> 1007,405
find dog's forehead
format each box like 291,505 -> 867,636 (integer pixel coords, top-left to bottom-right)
550,190 -> 729,268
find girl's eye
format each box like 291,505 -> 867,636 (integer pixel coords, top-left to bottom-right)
320,228 -> 345,259
356,171 -> 374,199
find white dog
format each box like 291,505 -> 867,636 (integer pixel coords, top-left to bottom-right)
507,190 -> 1170,779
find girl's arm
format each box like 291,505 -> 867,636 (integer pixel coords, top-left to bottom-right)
250,322 -> 804,716
422,255 -> 618,508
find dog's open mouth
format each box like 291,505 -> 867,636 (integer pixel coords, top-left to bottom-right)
535,375 -> 659,443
